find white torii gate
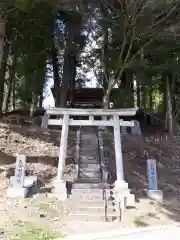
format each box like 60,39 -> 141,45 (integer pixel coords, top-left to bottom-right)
42,108 -> 137,200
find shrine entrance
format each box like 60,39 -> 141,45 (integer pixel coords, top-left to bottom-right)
42,107 -> 137,200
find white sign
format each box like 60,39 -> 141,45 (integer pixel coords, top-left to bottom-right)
147,159 -> 158,190
14,154 -> 26,188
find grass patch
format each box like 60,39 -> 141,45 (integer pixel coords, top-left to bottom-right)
9,221 -> 63,240
134,217 -> 148,227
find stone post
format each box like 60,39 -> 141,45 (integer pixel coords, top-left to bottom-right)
113,115 -> 135,209
147,159 -> 163,201
113,115 -> 124,181
52,114 -> 69,200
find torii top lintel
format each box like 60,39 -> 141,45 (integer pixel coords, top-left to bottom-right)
46,108 -> 138,116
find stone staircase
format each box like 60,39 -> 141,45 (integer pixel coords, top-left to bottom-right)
77,127 -> 102,184
67,127 -> 118,222
66,127 -> 135,222
67,188 -> 120,222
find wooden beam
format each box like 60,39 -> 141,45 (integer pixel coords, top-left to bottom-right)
48,119 -> 134,127
57,114 -> 69,181
46,108 -> 137,116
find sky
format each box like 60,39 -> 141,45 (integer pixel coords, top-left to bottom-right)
42,75 -> 55,109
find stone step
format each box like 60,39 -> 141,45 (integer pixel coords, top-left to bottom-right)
80,153 -> 98,157
80,136 -> 97,140
80,146 -> 98,150
79,156 -> 98,161
81,133 -> 97,136
79,171 -> 101,179
70,193 -> 135,209
81,134 -> 97,138
79,162 -> 100,167
80,147 -> 98,152
71,192 -> 104,199
70,199 -> 114,208
70,194 -> 113,202
71,190 -> 112,197
79,160 -> 99,165
73,182 -> 104,189
81,135 -> 97,138
79,167 -> 101,173
79,153 -> 99,158
67,213 -> 120,222
72,188 -> 109,195
80,144 -> 98,148
80,143 -> 97,146
78,176 -> 102,183
81,140 -> 98,144
79,162 -> 100,166
79,157 -> 100,164
71,206 -> 119,215
80,140 -> 98,144
71,192 -> 109,201
79,163 -> 101,169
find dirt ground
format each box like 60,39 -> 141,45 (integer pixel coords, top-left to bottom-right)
0,123 -> 180,237
0,182 -> 179,238
0,184 -> 68,238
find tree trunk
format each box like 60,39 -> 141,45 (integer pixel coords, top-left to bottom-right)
12,74 -> 16,110
102,78 -> 115,109
127,72 -> 134,107
144,86 -> 149,110
137,81 -> 141,108
141,84 -> 146,109
38,60 -> 46,107
30,94 -> 37,116
165,75 -> 173,136
5,78 -> 12,113
0,21 -> 7,116
149,87 -> 153,110
5,55 -> 17,113
39,95 -> 43,107
0,21 -> 5,69
101,2 -> 109,90
132,76 -> 137,107
52,41 -> 60,107
60,20 -> 79,107
103,94 -> 110,109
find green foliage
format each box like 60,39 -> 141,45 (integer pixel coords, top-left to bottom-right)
9,221 -> 63,240
1,0 -> 180,111
5,0 -> 54,108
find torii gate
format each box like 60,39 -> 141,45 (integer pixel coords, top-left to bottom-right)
42,108 -> 137,200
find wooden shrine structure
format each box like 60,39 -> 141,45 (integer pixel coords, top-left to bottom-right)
42,107 -> 138,200
51,88 -> 122,108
